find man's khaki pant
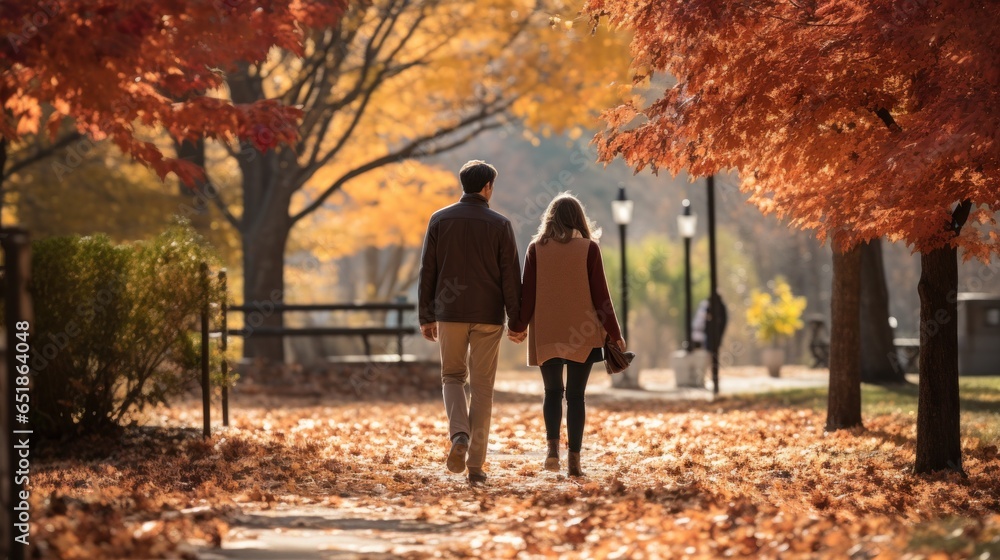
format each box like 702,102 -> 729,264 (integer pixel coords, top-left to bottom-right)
438,322 -> 503,470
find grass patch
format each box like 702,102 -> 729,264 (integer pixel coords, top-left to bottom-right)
747,376 -> 1000,412
742,377 -> 1000,444
908,517 -> 1000,557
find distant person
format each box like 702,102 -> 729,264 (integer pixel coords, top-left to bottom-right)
418,160 -> 522,485
691,299 -> 709,350
692,295 -> 728,352
508,193 -> 626,477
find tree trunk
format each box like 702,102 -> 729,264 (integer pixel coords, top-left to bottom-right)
1,342 -> 11,560
229,64 -> 298,363
242,216 -> 291,362
859,239 -> 907,384
827,244 -> 863,431
173,139 -> 215,232
915,245 -> 963,473
0,137 -> 7,228
235,146 -> 293,363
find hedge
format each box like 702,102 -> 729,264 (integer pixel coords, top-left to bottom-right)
26,224 -> 225,438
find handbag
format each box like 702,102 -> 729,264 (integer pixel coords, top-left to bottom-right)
604,336 -> 635,375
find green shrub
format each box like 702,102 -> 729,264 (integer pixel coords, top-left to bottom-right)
27,223 -> 224,438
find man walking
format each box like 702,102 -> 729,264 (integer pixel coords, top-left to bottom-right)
418,160 -> 522,484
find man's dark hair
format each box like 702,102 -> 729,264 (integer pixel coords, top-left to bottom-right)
459,160 -> 498,194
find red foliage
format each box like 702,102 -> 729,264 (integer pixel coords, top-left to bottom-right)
0,0 -> 345,183
585,0 -> 1000,257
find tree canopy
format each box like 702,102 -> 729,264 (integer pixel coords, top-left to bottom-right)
585,0 -> 1000,257
1,0 -> 345,184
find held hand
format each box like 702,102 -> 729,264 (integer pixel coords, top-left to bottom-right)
507,330 -> 526,344
420,323 -> 438,342
616,339 -> 627,352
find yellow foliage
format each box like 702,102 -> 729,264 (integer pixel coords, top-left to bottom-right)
282,1 -> 633,261
745,277 -> 807,346
9,142 -> 239,260
294,161 -> 456,261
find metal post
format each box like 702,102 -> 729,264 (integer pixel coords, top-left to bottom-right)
2,229 -> 31,560
219,270 -> 229,428
619,222 -> 629,343
396,306 -> 404,360
200,263 -> 211,438
683,214 -> 693,351
707,176 -> 720,395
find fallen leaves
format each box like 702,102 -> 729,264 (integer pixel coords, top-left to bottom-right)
27,380 -> 1000,559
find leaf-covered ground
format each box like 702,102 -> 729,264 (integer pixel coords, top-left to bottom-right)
29,373 -> 1000,559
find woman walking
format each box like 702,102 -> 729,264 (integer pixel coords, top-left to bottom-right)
508,193 -> 626,477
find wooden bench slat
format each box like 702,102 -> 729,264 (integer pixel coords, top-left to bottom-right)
229,326 -> 416,337
229,303 -> 415,312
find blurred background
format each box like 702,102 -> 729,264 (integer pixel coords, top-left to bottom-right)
5,0 -> 1000,376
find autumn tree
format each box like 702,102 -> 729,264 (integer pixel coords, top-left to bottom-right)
0,0 -> 345,219
0,4 -> 340,557
187,0 -> 630,361
585,0 -> 1000,473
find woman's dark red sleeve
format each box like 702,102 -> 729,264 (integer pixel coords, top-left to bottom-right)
509,243 -> 536,332
588,242 -> 623,342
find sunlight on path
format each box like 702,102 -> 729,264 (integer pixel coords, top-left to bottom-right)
196,443 -> 642,559
194,368 -> 832,559
198,504 -> 465,559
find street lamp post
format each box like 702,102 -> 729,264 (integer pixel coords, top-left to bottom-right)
611,185 -> 633,344
707,175 -> 720,395
677,199 -> 697,349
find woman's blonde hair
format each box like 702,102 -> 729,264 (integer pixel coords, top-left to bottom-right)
531,193 -> 602,245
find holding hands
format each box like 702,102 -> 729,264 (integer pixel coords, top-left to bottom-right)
507,329 -> 527,344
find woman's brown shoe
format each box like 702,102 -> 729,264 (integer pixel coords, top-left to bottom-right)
567,451 -> 583,477
544,439 -> 560,472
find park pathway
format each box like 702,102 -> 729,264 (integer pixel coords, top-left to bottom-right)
194,367 -> 828,559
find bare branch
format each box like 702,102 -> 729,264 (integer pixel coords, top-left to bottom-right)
290,109 -> 509,224
6,131 -> 85,175
285,30 -> 339,108
297,3 -> 438,178
202,182 -> 242,230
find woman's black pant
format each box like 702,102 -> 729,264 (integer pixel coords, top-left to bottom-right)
539,360 -> 593,452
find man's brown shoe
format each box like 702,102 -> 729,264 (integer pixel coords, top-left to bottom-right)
468,467 -> 487,485
447,434 -> 469,473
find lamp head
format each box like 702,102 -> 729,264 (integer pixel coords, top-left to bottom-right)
611,183 -> 633,225
677,198 -> 697,239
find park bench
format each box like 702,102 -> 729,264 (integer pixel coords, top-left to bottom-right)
892,337 -> 920,373
807,316 -> 830,368
809,315 -> 921,373
226,302 -> 418,361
